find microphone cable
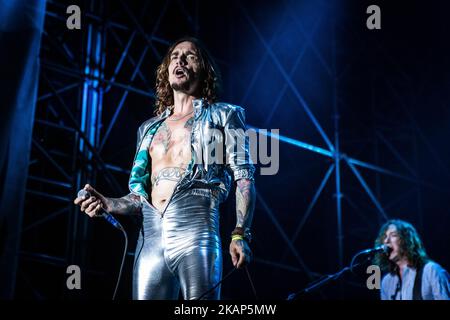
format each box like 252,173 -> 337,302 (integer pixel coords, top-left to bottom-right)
112,226 -> 128,300
350,251 -> 370,272
244,266 -> 258,299
197,267 -> 237,300
196,265 -> 258,300
77,189 -> 128,299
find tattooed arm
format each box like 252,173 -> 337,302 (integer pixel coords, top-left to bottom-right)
74,184 -> 142,217
223,107 -> 257,268
104,193 -> 142,215
229,178 -> 255,269
235,179 -> 256,230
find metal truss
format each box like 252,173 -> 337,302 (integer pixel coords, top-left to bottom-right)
235,0 -> 450,299
18,0 -> 449,300
19,0 -> 200,299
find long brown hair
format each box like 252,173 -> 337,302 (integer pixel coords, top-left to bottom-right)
373,219 -> 429,274
154,37 -> 222,115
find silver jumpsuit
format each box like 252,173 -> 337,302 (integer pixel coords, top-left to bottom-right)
132,188 -> 222,300
128,99 -> 255,300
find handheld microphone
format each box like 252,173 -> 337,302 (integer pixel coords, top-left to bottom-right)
77,189 -> 124,231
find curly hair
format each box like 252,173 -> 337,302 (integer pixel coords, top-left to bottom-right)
154,37 -> 222,115
373,219 -> 429,274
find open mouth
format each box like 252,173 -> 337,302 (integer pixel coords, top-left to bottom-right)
174,67 -> 187,78
385,246 -> 393,256
387,246 -> 395,258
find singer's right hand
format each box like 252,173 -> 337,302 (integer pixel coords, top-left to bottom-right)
74,184 -> 111,217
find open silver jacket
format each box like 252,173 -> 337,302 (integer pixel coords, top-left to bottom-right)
128,98 -> 255,203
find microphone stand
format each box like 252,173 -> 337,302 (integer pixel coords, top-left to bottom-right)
286,254 -> 374,300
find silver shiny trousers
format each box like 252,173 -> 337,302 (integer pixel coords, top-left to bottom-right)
132,188 -> 223,300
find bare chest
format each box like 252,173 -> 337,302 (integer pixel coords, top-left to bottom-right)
149,117 -> 193,161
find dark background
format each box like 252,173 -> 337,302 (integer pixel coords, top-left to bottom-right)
4,0 -> 450,300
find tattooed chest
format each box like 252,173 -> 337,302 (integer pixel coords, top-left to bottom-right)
149,118 -> 193,161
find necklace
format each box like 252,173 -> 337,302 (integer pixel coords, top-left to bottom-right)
167,110 -> 194,121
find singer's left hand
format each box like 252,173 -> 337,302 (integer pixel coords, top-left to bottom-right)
229,239 -> 252,269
